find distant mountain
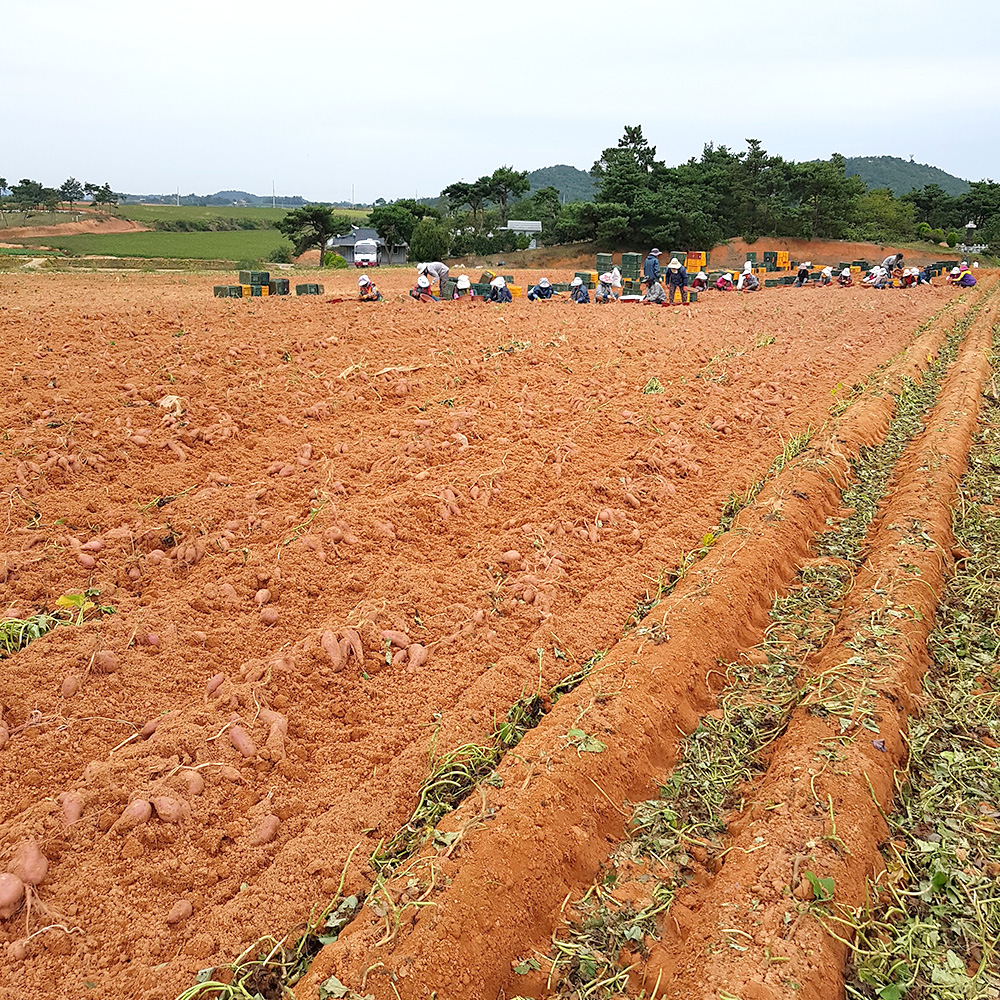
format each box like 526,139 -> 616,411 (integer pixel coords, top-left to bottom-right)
122,190 -> 311,207
843,156 -> 970,197
528,164 -> 595,203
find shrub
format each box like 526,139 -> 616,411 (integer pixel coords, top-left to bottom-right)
945,231 -> 960,247
409,219 -> 451,262
267,244 -> 294,264
323,252 -> 349,269
929,228 -> 946,244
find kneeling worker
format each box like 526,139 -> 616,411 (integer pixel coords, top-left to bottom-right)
691,269 -> 709,291
488,276 -> 513,302
527,277 -> 555,301
358,275 -> 383,301
643,278 -> 667,304
837,267 -> 853,287
595,272 -> 618,303
569,276 -> 590,303
410,275 -> 438,301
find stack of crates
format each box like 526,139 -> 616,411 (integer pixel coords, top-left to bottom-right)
620,253 -> 642,281
745,251 -> 757,264
762,251 -> 778,271
479,270 -> 496,285
574,271 -> 596,289
596,252 -> 614,274
441,277 -> 458,299
776,250 -> 790,271
214,269 -> 292,298
623,278 -> 643,294
552,282 -> 572,292
471,282 -> 491,296
686,250 -> 708,273
852,260 -> 869,270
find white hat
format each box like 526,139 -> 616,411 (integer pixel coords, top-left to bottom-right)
490,276 -> 506,288
823,266 -> 833,275
417,263 -> 429,273
571,276 -> 582,286
961,260 -> 968,267
802,261 -> 812,269
538,277 -> 550,287
417,275 -> 430,288
951,267 -> 960,274
650,248 -> 662,256
841,268 -> 850,277
743,261 -> 752,272
668,258 -> 681,269
456,274 -> 471,289
697,270 -> 707,279
724,272 -> 732,281
358,275 -> 371,286
599,272 -> 613,283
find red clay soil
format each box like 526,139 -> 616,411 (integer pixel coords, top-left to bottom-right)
652,290 -> 998,1000
295,280 -> 993,1000
0,216 -> 147,241
0,267 -> 987,1000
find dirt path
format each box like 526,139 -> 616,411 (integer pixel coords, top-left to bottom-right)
0,269 -> 990,1000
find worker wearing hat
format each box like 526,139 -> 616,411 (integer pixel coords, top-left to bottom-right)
417,261 -> 450,294
569,275 -> 590,303
358,274 -> 383,301
736,260 -> 753,291
409,274 -> 439,302
454,274 -> 472,298
715,272 -> 734,291
881,253 -> 903,277
793,261 -> 812,287
837,267 -> 853,288
527,276 -> 555,301
691,269 -> 709,291
642,277 -> 667,304
820,265 -> 834,286
665,257 -> 689,304
643,248 -> 662,288
488,275 -> 512,303
595,272 -> 618,304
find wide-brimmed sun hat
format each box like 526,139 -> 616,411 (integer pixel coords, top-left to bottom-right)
490,276 -> 506,287
571,276 -> 582,286
538,277 -> 550,287
599,272 -> 613,283
456,275 -> 471,289
841,268 -> 850,277
358,275 -> 371,286
951,267 -> 960,274
417,275 -> 430,288
650,248 -> 662,256
668,258 -> 681,269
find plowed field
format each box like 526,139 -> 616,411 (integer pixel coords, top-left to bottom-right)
1,268 -> 996,1000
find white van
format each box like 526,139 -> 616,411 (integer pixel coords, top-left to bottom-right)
354,239 -> 379,267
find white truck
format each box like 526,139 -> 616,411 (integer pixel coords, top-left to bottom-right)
353,238 -> 379,267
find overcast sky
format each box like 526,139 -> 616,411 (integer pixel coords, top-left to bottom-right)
6,1 -> 999,202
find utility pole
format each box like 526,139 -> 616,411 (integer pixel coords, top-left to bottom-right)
175,188 -> 179,207
272,181 -> 275,209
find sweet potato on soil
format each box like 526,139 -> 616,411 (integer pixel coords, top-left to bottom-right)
0,873 -> 25,919
8,840 -> 48,885
115,799 -> 152,832
229,726 -> 256,758
249,815 -> 280,845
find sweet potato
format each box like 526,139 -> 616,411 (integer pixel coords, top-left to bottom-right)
229,726 -> 256,758
0,873 -> 25,919
407,643 -> 428,668
93,649 -> 119,674
8,841 -> 47,886
259,607 -> 280,626
249,814 -> 280,846
165,899 -> 193,925
61,675 -> 80,698
381,629 -> 411,649
152,796 -> 187,824
59,792 -> 85,825
342,628 -> 363,663
205,672 -> 225,697
115,799 -> 152,832
321,630 -> 344,670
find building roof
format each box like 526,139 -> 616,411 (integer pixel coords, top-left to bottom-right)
327,225 -> 407,249
505,220 -> 542,232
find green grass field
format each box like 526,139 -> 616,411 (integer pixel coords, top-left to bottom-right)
19,230 -> 295,261
116,204 -> 369,225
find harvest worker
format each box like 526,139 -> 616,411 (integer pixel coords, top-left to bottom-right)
736,260 -> 753,290
916,265 -> 933,285
527,277 -> 556,301
417,261 -> 449,294
665,257 -> 688,304
642,278 -> 667,304
358,275 -> 383,301
900,268 -> 916,288
488,275 -> 513,303
569,276 -> 590,303
820,265 -> 834,286
793,261 -> 812,287
740,270 -> 760,292
837,267 -> 853,287
409,275 -> 438,302
691,269 -> 709,291
643,248 -> 662,287
715,272 -> 734,291
595,272 -> 618,303
882,252 -> 903,276
454,274 -> 473,298
948,266 -> 977,287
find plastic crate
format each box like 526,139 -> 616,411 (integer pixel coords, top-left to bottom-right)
214,285 -> 243,298
239,270 -> 269,285
295,283 -> 324,295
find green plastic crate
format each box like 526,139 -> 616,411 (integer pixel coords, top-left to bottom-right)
268,278 -> 290,296
295,283 -> 324,295
239,270 -> 269,285
214,285 -> 243,298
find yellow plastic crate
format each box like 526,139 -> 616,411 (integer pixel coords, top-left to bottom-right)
240,284 -> 251,297
850,266 -> 861,274
509,285 -> 523,297
589,271 -> 599,283
260,285 -> 269,296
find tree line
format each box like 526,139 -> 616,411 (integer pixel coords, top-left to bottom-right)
0,176 -> 121,222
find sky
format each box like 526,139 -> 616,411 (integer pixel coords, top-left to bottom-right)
5,1 -> 1000,203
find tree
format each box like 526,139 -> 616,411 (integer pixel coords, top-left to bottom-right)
408,218 -> 450,263
0,176 -> 7,226
276,206 -> 355,265
489,166 -> 529,226
367,203 -> 418,251
11,178 -> 45,211
60,177 -> 84,210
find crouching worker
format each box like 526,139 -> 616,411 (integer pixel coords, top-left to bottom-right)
793,261 -> 812,287
715,272 -> 734,291
569,276 -> 590,303
453,274 -> 473,298
948,266 -> 976,287
642,278 -> 667,304
410,275 -> 438,301
665,257 -> 688,303
741,270 -> 760,292
691,269 -> 709,291
916,265 -> 932,285
358,274 -> 383,301
837,267 -> 853,287
820,265 -> 834,286
595,272 -> 618,303
527,276 -> 555,301
488,275 -> 513,302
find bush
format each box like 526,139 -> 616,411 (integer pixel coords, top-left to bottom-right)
929,228 -> 947,244
409,219 -> 451,262
267,244 -> 294,264
945,231 -> 960,247
323,252 -> 349,268
916,222 -> 932,238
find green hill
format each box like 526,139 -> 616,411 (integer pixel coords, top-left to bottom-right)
528,164 -> 595,203
843,156 -> 970,197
